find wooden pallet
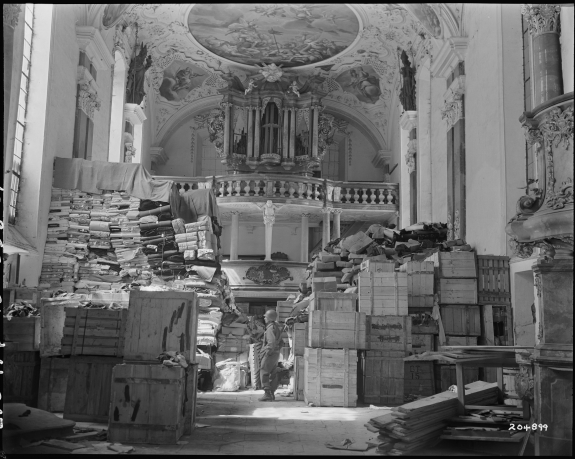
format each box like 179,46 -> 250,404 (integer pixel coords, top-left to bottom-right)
308,311 -> 367,349
366,315 -> 412,354
307,292 -> 357,313
3,316 -> 41,351
476,255 -> 511,305
61,308 -> 127,356
38,357 -> 70,412
64,356 -> 121,422
440,305 -> 481,336
361,352 -> 405,405
123,291 -> 198,363
304,348 -> 357,407
358,272 -> 408,316
108,364 -> 188,444
436,278 -> 478,304
426,252 -> 477,278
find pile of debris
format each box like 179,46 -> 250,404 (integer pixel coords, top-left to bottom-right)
3,301 -> 40,320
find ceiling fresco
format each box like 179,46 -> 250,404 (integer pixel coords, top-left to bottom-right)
187,4 -> 360,68
104,4 -> 460,146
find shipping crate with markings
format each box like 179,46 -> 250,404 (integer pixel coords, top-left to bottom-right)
358,272 -> 408,316
403,358 -> 435,397
436,278 -> 478,305
3,317 -> 41,351
304,348 -> 357,407
410,333 -> 434,356
308,292 -> 357,313
365,315 -> 412,354
308,311 -> 367,350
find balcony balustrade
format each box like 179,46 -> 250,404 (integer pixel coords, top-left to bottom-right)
154,174 -> 399,208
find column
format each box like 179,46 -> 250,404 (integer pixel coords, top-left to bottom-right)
321,207 -> 331,247
289,108 -> 296,159
230,211 -> 240,261
247,107 -> 254,158
223,102 -> 231,156
282,108 -> 289,157
300,213 -> 310,262
264,220 -> 274,261
399,111 -> 417,229
312,106 -> 319,157
253,106 -> 261,158
332,208 -> 342,240
522,4 -> 563,106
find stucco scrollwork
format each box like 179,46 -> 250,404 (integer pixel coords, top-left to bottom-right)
406,139 -> 417,174
446,213 -> 454,241
521,4 -> 561,36
78,83 -> 102,120
509,236 -> 535,259
194,108 -> 226,158
515,365 -> 535,401
453,210 -> 461,240
3,4 -> 21,28
441,100 -> 463,130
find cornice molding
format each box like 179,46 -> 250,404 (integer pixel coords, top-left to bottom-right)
430,37 -> 468,79
371,150 -> 392,169
124,103 -> 147,125
76,26 -> 115,70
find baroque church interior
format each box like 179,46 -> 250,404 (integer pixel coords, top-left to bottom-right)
2,3 -> 573,456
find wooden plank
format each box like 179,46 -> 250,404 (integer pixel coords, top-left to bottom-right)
3,350 -> 41,407
440,305 -> 481,336
437,364 -> 479,392
456,362 -> 466,415
124,291 -> 198,363
38,357 -> 70,412
3,317 -> 41,351
41,299 -> 83,357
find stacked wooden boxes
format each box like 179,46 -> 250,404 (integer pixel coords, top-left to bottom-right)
108,291 -> 199,444
291,323 -> 307,400
311,252 -> 341,292
399,261 -> 435,312
304,292 -> 362,407
356,261 -> 412,405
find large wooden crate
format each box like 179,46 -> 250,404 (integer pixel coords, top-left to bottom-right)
3,287 -> 42,310
360,259 -> 396,273
357,272 -> 408,316
38,357 -> 70,412
304,348 -> 357,407
426,252 -> 477,278
40,297 -> 86,357
277,301 -> 294,322
436,364 -> 479,392
403,359 -> 435,397
411,333 -> 434,356
294,356 -> 305,401
64,356 -> 121,422
402,261 -> 434,308
477,255 -> 511,305
493,305 -> 514,346
124,291 -> 198,363
365,315 -> 412,354
436,278 -> 478,305
440,305 -> 481,336
410,314 -> 439,334
61,308 -> 127,356
3,316 -> 41,351
308,311 -> 366,350
108,364 -> 187,444
292,323 -> 307,357
312,277 -> 338,293
3,349 -> 41,407
361,352 -> 404,405
308,292 -> 357,312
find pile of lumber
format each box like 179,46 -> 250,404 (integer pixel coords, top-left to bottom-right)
366,381 -> 500,455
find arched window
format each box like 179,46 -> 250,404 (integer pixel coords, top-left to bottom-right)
260,103 -> 280,155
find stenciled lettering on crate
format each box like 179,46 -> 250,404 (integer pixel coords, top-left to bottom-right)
403,359 -> 435,397
366,315 -> 412,354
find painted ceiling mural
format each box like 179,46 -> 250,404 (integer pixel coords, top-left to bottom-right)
105,4 -> 459,145
187,4 -> 360,68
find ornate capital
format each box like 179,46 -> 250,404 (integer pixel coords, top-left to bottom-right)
514,365 -> 534,401
321,207 -> 333,215
509,236 -> 535,258
78,84 -> 102,120
3,4 -> 21,28
441,100 -> 463,129
230,210 -> 241,216
399,111 -> 418,132
263,216 -> 275,225
331,208 -> 343,215
521,4 -> 561,36
301,213 -> 312,218
124,103 -> 147,125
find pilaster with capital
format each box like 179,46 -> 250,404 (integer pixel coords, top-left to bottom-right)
331,208 -> 343,239
441,75 -> 465,130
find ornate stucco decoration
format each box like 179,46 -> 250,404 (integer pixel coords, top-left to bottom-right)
3,4 -> 21,28
534,273 -> 542,297
257,200 -> 282,226
453,210 -> 461,240
521,4 -> 561,36
406,139 -> 417,174
244,263 -> 293,285
441,75 -> 465,129
258,63 -> 283,82
194,108 -> 226,158
78,84 -> 102,120
514,365 -> 535,401
317,113 -> 349,160
446,213 -> 454,241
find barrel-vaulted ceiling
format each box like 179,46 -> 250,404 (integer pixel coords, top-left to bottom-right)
96,4 -> 462,148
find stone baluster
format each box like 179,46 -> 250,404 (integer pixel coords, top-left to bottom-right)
298,182 -> 306,199
361,188 -> 369,203
344,187 -> 351,203
244,179 -> 251,196
219,180 -> 226,197
234,180 -> 242,196
279,180 -> 286,197
266,180 -> 274,197
353,188 -> 360,203
288,182 -> 295,198
313,184 -> 321,201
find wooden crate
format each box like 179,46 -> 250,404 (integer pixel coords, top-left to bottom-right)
365,315 -> 412,355
401,261 -> 435,308
61,308 -> 127,357
308,311 -> 366,350
403,359 -> 435,397
477,255 -> 511,305
308,292 -> 357,313
440,305 -> 481,336
294,356 -> 305,401
493,305 -> 514,346
3,349 -> 41,407
124,291 -> 198,363
108,364 -> 187,444
312,277 -> 338,293
3,287 -> 42,310
436,278 -> 478,305
426,252 -> 477,278
64,356 -> 121,422
436,364 -> 479,392
185,364 -> 199,434
411,333 -> 434,356
38,357 -> 70,412
40,297 -> 86,357
357,272 -> 408,316
277,301 -> 295,322
217,336 -> 249,353
360,259 -> 396,273
3,316 -> 41,351
410,314 -> 439,334
292,323 -> 307,357
215,351 -> 248,364
361,352 -> 404,405
304,348 -> 357,407
445,335 -> 478,346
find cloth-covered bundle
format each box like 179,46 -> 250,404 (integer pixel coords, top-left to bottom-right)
174,232 -> 209,243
